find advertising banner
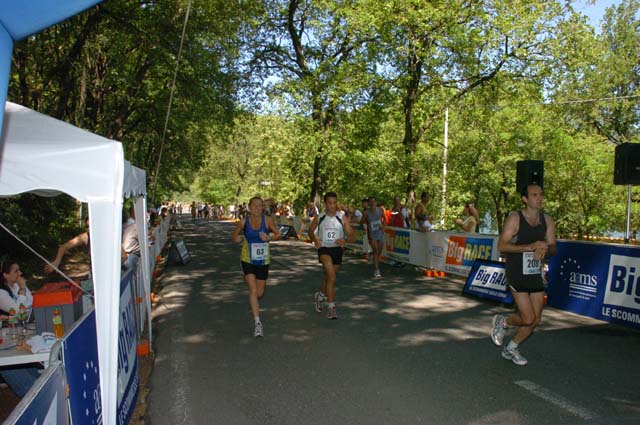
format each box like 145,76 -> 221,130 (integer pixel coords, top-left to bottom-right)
381,227 -> 429,267
383,227 -> 411,264
547,241 -> 640,330
116,273 -> 140,425
64,273 -> 140,425
5,364 -> 69,425
63,310 -> 102,425
462,260 -> 514,304
344,223 -> 371,254
429,232 -> 499,276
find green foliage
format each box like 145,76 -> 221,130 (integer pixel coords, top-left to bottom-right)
4,0 -> 639,244
0,195 -> 83,267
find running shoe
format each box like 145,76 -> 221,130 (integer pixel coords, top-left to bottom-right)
314,292 -> 325,313
254,322 -> 264,338
373,269 -> 382,278
327,305 -> 338,320
501,345 -> 527,366
491,314 -> 507,346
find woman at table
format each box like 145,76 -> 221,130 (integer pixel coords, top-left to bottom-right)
0,260 -> 39,398
231,196 -> 281,338
0,261 -> 33,315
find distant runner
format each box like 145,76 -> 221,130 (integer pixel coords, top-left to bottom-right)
309,192 -> 355,319
362,196 -> 385,278
231,196 -> 281,337
491,183 -> 556,365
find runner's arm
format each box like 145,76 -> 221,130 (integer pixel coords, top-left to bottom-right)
231,219 -> 245,243
266,216 -> 282,241
343,215 -> 356,243
308,216 -> 321,248
44,232 -> 89,273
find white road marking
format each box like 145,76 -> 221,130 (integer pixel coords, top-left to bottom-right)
514,380 -> 596,420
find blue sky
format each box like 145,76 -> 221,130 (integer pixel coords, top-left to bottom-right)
573,0 -> 622,30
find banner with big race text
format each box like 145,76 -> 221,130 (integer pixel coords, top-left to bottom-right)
382,227 -> 429,267
463,260 -> 514,304
428,232 -> 500,276
344,224 -> 371,254
547,240 -> 640,330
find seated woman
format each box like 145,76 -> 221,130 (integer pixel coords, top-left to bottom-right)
0,261 -> 33,315
0,261 -> 40,398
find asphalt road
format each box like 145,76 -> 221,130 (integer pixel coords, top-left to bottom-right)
147,218 -> 640,425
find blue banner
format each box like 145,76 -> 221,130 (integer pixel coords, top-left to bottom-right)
63,272 -> 140,425
63,309 -> 102,425
463,260 -> 514,304
117,272 -> 139,425
547,241 -> 640,329
6,364 -> 69,425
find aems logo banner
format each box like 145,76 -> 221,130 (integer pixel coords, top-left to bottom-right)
547,241 -> 640,330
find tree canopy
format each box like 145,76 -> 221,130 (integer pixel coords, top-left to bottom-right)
2,0 -> 639,255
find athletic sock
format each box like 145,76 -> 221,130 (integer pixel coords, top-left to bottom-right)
254,316 -> 261,324
327,302 -> 335,308
506,340 -> 519,351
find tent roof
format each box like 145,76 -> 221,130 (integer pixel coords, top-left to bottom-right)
0,1 -> 101,41
0,101 -> 146,200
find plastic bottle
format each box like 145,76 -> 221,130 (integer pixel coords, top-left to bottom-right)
18,303 -> 27,335
52,308 -> 64,339
8,308 -> 17,341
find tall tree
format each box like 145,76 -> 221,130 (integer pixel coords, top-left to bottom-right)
246,0 -> 374,201
361,0 -> 568,197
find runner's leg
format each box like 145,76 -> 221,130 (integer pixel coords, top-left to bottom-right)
245,274 -> 261,320
508,292 -> 544,344
319,255 -> 337,303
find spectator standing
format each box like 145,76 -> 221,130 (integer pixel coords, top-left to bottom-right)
389,196 -> 410,228
415,192 -> 434,232
456,203 -> 479,233
44,217 -> 90,277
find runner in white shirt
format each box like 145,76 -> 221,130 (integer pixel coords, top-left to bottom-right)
308,192 -> 355,319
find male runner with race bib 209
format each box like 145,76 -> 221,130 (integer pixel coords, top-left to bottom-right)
491,183 -> 557,366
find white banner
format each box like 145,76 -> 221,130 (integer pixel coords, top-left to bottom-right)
428,231 -> 500,276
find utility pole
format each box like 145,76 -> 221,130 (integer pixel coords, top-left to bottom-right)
441,108 -> 449,227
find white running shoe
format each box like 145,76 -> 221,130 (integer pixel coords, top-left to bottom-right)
327,305 -> 338,320
501,345 -> 527,366
254,322 -> 264,338
373,269 -> 382,278
314,292 -> 326,313
491,314 -> 507,346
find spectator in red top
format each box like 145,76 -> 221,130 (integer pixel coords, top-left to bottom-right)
389,196 -> 409,228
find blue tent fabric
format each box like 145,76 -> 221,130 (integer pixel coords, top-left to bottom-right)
0,0 -> 101,40
0,0 -> 102,142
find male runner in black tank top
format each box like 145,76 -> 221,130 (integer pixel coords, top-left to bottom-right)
491,184 -> 557,366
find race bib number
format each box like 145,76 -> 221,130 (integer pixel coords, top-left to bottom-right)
251,243 -> 269,262
323,227 -> 339,243
370,220 -> 381,232
522,252 -> 540,275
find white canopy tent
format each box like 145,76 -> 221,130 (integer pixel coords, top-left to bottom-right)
0,101 -> 151,425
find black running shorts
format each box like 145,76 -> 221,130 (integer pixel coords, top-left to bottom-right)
241,261 -> 269,280
318,246 -> 343,265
